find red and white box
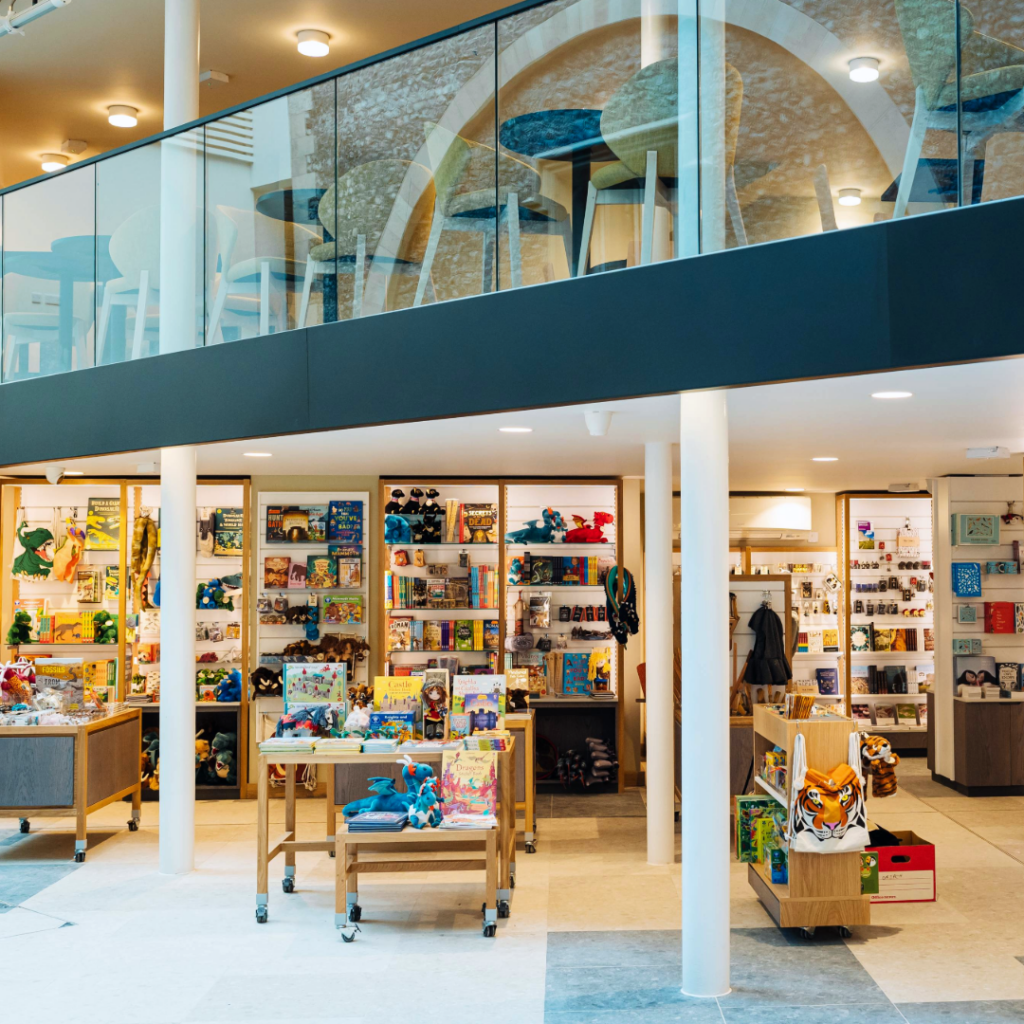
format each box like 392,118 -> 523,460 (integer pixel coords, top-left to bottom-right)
867,831 -> 935,904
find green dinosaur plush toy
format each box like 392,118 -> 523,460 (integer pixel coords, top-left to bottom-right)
5,610 -> 32,645
92,610 -> 118,644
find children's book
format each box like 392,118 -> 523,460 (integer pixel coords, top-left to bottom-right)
850,625 -> 871,652
454,619 -> 474,651
213,507 -> 244,556
85,497 -> 120,551
103,566 -> 120,601
815,668 -> 839,695
306,555 -> 338,589
506,667 -> 530,696
302,506 -> 328,543
850,665 -> 872,694
822,629 -> 840,653
387,617 -> 412,652
283,663 -> 347,703
266,506 -> 285,542
287,561 -> 307,589
562,652 -> 591,695
806,631 -> 823,654
461,504 -> 497,544
368,711 -> 416,742
441,749 -> 498,816
423,620 -> 442,651
373,674 -> 425,716
280,508 -> 310,542
331,544 -> 362,587
76,568 -> 100,604
264,556 -> 290,589
328,500 -> 363,544
449,675 -> 505,736
483,620 -> 499,650
322,595 -> 363,625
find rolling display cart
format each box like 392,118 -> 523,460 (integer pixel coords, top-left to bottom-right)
506,708 -> 537,852
0,706 -> 143,861
748,704 -> 871,935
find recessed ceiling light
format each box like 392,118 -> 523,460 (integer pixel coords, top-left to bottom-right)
296,29 -> 330,57
812,457 -> 838,462
107,105 -> 138,128
498,427 -> 532,433
40,153 -> 68,172
837,188 -> 862,207
243,452 -> 273,457
848,57 -> 880,83
64,471 -> 84,476
784,487 -> 805,492
871,390 -> 913,399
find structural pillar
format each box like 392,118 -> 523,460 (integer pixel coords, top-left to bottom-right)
159,446 -> 197,874
679,391 -> 730,996
159,0 -> 200,356
645,441 -> 675,865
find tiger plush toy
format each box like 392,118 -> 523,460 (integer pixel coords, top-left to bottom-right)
795,765 -> 864,841
861,734 -> 899,798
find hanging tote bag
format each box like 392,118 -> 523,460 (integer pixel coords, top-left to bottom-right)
787,732 -> 869,854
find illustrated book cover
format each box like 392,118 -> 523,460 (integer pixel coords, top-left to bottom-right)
441,749 -> 498,816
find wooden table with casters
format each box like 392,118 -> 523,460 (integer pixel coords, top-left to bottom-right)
0,706 -> 143,861
255,740 -> 517,925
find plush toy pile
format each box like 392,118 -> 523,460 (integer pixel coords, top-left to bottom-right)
341,756 -> 436,824
195,729 -> 237,785
556,737 -> 619,790
195,575 -> 242,612
250,666 -> 283,698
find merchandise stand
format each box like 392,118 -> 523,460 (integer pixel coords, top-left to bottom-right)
506,708 -> 537,851
0,706 -> 143,860
748,705 -> 871,934
257,741 -> 517,925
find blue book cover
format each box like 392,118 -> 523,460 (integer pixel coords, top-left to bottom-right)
815,668 -> 839,695
952,562 -> 982,597
328,500 -> 363,544
563,652 -> 591,695
368,711 -> 416,741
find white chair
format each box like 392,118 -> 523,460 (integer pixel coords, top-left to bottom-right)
2,311 -> 90,379
208,206 -> 321,343
414,122 -> 571,303
894,0 -> 1024,216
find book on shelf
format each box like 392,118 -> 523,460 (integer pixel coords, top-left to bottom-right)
213,507 -> 244,556
103,566 -> 120,600
985,601 -> 1017,634
75,569 -> 100,604
306,555 -> 338,589
332,545 -> 362,587
367,711 -> 416,742
287,561 -> 307,589
851,665 -> 872,694
815,668 -> 839,695
562,651 -> 591,695
328,500 -> 363,544
303,506 -> 328,543
85,497 -> 120,551
850,625 -> 871,652
264,556 -> 290,589
461,503 -> 497,544
280,508 -> 309,541
821,629 -> 839,654
322,594 -> 363,625
265,506 -> 285,542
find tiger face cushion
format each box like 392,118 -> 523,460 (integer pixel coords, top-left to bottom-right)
796,766 -> 864,842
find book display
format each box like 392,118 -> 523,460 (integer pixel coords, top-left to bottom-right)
837,495 -> 934,744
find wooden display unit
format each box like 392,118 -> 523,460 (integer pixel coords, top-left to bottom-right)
748,705 -> 871,933
0,706 -> 143,860
506,708 -> 537,850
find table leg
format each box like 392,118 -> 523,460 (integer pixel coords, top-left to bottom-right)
484,831 -> 498,936
284,764 -> 296,884
497,750 -> 513,904
571,159 -> 592,277
256,756 -> 269,920
326,766 -> 337,855
131,782 -> 142,824
335,835 -> 346,927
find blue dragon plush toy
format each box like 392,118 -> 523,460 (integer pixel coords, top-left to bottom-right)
384,514 -> 412,544
408,776 -> 442,829
505,507 -> 567,544
341,757 -> 434,819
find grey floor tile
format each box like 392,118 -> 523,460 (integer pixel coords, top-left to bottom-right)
546,1006 -> 724,1023
898,1001 -> 1024,1022
0,863 -> 78,907
546,929 -> 680,968
534,794 -> 556,819
551,792 -> 646,818
722,1005 -> 903,1024
546,965 -> 698,1012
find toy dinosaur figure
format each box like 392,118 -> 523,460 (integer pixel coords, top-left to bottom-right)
408,776 -> 442,829
342,777 -> 412,819
564,511 -> 614,543
504,507 -> 567,545
12,523 -> 55,581
51,519 -> 86,582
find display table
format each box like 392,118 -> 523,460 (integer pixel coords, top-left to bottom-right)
0,706 -> 142,861
335,824 -> 499,939
256,741 -> 517,924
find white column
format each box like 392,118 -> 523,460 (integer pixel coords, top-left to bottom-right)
159,0 -> 200,355
645,442 -> 675,865
679,391 -> 730,997
159,445 -> 197,874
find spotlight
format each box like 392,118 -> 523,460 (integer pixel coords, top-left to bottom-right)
838,188 -> 862,207
848,57 -> 880,83
107,105 -> 139,128
40,153 -> 68,172
297,29 -> 330,57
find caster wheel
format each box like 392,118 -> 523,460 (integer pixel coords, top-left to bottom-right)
483,923 -> 497,938
127,820 -> 139,832
255,908 -> 268,924
799,927 -> 815,940
19,820 -> 29,834
348,904 -> 362,923
341,930 -> 356,943
525,842 -> 537,854
838,926 -> 853,939
282,877 -> 295,894
73,852 -> 85,863
497,900 -> 510,919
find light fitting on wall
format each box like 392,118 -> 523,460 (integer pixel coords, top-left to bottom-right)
499,427 -> 532,433
871,391 -> 913,399
40,153 -> 68,172
848,57 -> 880,83
107,105 -> 138,128
296,29 -> 330,57
837,188 -> 862,207
584,410 -> 612,436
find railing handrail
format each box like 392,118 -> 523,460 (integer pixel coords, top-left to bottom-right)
0,0 -> 552,198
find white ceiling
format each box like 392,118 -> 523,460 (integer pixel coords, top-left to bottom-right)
6,358 -> 1024,487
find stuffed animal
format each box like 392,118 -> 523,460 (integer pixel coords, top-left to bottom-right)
250,666 -> 283,698
343,704 -> 370,735
399,756 -> 434,798
422,489 -> 443,544
211,730 -> 236,760
92,610 -> 118,644
131,510 -> 159,608
408,776 -> 442,829
11,523 -> 55,581
51,519 -> 86,583
141,729 -> 159,778
401,487 -> 424,514
384,489 -> 406,515
5,610 -> 33,646
385,515 -> 412,544
1,661 -> 35,704
421,681 -> 448,740
216,670 -> 242,702
861,734 -> 900,798
564,511 -> 615,543
347,681 -> 372,708
196,579 -> 235,612
281,633 -> 371,665
423,487 -> 442,512
195,731 -> 212,782
505,508 -> 567,545
214,749 -> 237,785
508,688 -> 530,711
304,595 -> 320,642
342,777 -> 413,819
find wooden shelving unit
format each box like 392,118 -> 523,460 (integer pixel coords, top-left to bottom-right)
748,705 -> 871,932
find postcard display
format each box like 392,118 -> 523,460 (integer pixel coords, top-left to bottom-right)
838,495 -> 934,740
127,483 -> 249,798
1,482 -> 127,700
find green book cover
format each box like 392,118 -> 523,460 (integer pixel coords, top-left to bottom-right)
455,619 -> 474,651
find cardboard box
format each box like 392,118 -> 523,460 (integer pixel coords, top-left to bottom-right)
866,830 -> 935,903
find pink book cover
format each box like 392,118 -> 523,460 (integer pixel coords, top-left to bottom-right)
440,750 -> 497,816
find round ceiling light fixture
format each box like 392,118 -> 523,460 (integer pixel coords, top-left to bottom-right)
848,57 -> 880,83
297,29 -> 330,57
784,487 -> 805,492
812,457 -> 838,462
499,427 -> 532,433
40,153 -> 69,172
837,188 -> 862,207
243,452 -> 273,458
107,105 -> 139,128
871,390 -> 913,399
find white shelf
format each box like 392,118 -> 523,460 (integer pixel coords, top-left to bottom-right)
754,775 -> 787,806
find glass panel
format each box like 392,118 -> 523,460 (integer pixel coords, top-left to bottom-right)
498,0 -> 679,282
954,0 -> 1024,205
2,167 -> 96,381
95,132 -> 204,364
205,81 -> 335,343
327,25 -> 497,319
700,0 -> 959,251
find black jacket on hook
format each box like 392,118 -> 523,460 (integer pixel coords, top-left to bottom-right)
747,604 -> 792,685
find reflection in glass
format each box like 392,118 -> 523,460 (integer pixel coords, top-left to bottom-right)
2,167 -> 96,381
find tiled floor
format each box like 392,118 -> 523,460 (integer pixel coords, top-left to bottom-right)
0,759 -> 1023,1022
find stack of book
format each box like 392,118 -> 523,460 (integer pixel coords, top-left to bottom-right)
313,736 -> 363,752
124,692 -> 153,706
439,813 -> 497,830
361,736 -> 400,753
259,736 -> 317,754
347,811 -> 408,832
399,738 -> 463,752
463,730 -> 511,751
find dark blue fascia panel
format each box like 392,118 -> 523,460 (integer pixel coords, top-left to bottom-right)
0,197 -> 1021,467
